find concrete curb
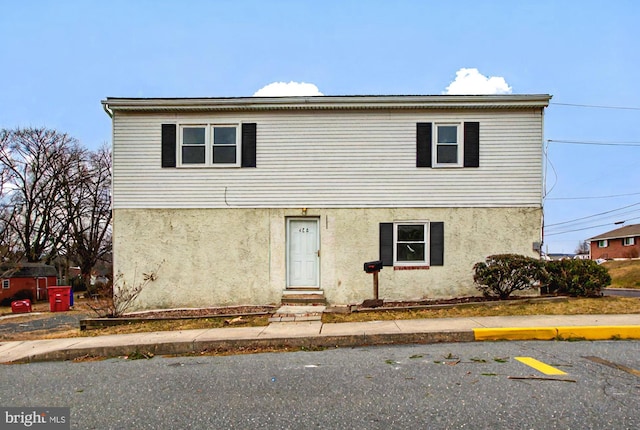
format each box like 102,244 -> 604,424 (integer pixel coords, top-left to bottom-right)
473,325 -> 640,341
7,326 -> 640,364
5,331 -> 477,364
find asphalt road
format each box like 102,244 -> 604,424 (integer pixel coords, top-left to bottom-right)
603,288 -> 640,297
1,341 -> 638,429
0,313 -> 88,335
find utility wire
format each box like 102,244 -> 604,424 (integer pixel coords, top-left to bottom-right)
545,209 -> 640,233
547,139 -> 640,147
545,215 -> 640,236
544,202 -> 640,227
550,102 -> 640,111
546,191 -> 640,200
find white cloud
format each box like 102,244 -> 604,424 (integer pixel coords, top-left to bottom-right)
253,81 -> 323,97
444,68 -> 512,95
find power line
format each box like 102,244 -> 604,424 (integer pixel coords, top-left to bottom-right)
545,215 -> 640,236
546,191 -> 640,200
547,139 -> 640,147
550,102 -> 640,111
545,209 -> 640,233
544,202 -> 640,227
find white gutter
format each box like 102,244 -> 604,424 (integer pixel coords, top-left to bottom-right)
102,101 -> 113,118
101,94 -> 552,113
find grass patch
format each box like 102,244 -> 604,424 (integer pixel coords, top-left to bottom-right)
322,297 -> 640,324
603,260 -> 640,289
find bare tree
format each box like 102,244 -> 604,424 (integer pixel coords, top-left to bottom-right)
575,240 -> 590,255
0,128 -> 85,263
64,144 -> 112,288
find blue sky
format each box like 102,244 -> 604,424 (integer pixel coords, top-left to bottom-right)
1,0 -> 639,253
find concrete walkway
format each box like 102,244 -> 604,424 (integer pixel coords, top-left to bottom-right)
1,313 -> 639,364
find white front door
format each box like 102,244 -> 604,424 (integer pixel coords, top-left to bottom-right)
287,218 -> 319,288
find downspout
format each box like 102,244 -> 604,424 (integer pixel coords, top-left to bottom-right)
540,107 -> 546,259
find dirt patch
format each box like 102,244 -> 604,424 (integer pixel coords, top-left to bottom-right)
356,295 -> 541,310
121,306 -> 277,319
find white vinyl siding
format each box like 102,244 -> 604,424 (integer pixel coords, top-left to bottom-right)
111,109 -> 544,209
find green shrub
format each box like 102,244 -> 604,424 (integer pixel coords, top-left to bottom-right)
473,254 -> 546,299
545,259 -> 611,297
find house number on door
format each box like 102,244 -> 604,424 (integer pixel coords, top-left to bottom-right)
298,228 -> 309,233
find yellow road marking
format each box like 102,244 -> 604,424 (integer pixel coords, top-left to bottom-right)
515,357 -> 567,375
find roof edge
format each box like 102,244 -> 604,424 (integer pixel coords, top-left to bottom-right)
101,94 -> 552,113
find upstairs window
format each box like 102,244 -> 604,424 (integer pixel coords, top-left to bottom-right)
179,124 -> 239,167
416,122 -> 478,168
181,126 -> 206,165
434,124 -> 461,166
212,127 -> 237,164
623,237 -> 635,246
597,240 -> 608,248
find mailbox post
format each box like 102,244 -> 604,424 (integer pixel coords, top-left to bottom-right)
363,260 -> 383,302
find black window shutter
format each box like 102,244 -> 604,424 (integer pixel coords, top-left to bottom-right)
379,223 -> 394,266
430,222 -> 444,266
416,122 -> 432,167
241,123 -> 257,168
463,122 -> 480,168
161,124 -> 177,168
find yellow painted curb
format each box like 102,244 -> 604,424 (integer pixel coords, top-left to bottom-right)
556,326 -> 640,340
473,326 -> 640,341
473,327 -> 557,341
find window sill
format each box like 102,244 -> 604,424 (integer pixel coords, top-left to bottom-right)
177,165 -> 241,169
394,266 -> 430,271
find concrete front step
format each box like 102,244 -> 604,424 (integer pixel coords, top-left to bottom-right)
281,291 -> 327,306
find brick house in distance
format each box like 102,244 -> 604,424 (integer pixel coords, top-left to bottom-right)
588,224 -> 640,260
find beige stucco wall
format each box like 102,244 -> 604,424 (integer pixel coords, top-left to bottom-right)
113,207 -> 542,310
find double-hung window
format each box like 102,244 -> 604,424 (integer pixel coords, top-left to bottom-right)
2,279 -> 9,289
597,240 -> 608,248
394,222 -> 429,266
623,237 -> 635,246
434,123 -> 462,167
179,124 -> 239,167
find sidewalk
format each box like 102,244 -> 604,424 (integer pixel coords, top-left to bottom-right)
1,313 -> 639,364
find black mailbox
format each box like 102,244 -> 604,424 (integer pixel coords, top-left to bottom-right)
363,260 -> 383,273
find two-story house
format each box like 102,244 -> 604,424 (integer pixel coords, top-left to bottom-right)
102,94 -> 551,310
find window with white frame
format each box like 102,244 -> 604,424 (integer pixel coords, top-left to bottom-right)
434,124 -> 462,167
394,222 -> 429,265
597,240 -> 608,248
623,237 -> 635,246
179,124 -> 239,166
2,279 -> 9,289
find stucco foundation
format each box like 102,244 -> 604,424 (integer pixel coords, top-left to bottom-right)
113,207 -> 542,310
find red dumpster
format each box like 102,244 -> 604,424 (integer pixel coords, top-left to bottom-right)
11,299 -> 32,313
47,286 -> 72,312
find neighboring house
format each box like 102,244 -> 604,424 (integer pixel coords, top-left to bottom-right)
588,224 -> 640,260
0,263 -> 57,305
102,94 -> 551,310
546,253 -> 575,261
